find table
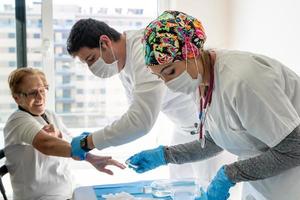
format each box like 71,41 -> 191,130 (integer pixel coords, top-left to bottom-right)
73,180 -> 172,200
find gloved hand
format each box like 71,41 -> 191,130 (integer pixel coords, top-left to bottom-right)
126,145 -> 166,173
195,166 -> 235,200
71,132 -> 90,160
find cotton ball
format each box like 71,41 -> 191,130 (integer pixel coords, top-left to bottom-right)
103,192 -> 135,200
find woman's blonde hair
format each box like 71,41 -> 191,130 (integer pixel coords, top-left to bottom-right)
8,67 -> 47,95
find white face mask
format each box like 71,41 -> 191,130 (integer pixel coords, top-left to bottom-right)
166,50 -> 202,95
166,70 -> 202,94
89,41 -> 119,78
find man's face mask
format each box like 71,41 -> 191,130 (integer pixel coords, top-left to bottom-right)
89,40 -> 119,78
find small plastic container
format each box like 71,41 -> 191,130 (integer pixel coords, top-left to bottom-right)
147,179 -> 200,199
170,183 -> 198,200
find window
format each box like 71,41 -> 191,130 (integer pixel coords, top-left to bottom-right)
0,2 -> 17,198
127,8 -> 143,15
8,61 -> 16,67
115,8 -> 122,14
33,61 -> 41,67
77,102 -> 83,107
26,0 -> 43,76
100,88 -> 106,94
8,47 -> 15,53
76,75 -> 84,81
62,75 -> 71,84
76,89 -> 84,94
97,7 -> 108,14
62,89 -> 71,98
63,103 -> 71,112
33,33 -> 40,38
8,32 -> 15,38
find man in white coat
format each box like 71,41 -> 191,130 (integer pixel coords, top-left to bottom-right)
66,18 -> 231,182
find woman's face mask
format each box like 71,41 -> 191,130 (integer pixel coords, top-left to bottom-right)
165,43 -> 203,95
89,41 -> 119,78
165,63 -> 202,95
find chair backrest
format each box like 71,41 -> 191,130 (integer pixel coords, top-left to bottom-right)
0,149 -> 8,200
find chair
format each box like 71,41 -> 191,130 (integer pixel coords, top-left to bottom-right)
0,149 -> 8,200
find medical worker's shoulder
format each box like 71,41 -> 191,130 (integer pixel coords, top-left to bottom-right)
215,50 -> 287,106
125,29 -> 144,46
125,29 -> 162,85
124,29 -> 144,63
214,50 -> 258,99
215,50 -> 279,85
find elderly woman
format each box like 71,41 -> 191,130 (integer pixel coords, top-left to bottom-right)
127,10 -> 300,200
4,67 -> 125,200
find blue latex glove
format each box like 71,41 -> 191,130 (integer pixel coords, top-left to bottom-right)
71,132 -> 90,160
195,166 -> 235,200
126,145 -> 166,173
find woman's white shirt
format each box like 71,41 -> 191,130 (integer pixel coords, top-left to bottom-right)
4,109 -> 74,200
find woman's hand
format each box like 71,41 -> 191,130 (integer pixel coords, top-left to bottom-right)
126,145 -> 166,173
42,124 -> 62,138
85,153 -> 126,175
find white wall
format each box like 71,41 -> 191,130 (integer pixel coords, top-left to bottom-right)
163,0 -> 300,75
229,0 -> 300,74
161,0 -> 231,48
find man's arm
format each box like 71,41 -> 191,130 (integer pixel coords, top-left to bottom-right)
89,36 -> 167,150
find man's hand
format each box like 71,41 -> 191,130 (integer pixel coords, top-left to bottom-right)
43,124 -> 62,138
85,153 -> 126,175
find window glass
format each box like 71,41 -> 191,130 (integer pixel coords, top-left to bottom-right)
26,0 -> 42,70
0,1 -> 16,197
0,1 -> 17,143
52,0 -> 158,129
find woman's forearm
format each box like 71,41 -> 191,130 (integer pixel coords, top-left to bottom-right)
226,125 -> 300,183
164,132 -> 223,164
32,130 -> 71,157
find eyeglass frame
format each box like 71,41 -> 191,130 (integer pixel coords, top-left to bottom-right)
19,85 -> 49,99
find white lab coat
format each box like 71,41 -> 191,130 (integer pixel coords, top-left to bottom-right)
92,29 -> 227,181
204,50 -> 300,200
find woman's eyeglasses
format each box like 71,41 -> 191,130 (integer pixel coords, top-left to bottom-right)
20,85 -> 49,99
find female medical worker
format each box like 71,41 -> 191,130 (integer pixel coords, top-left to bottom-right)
67,18 -> 230,182
4,68 -> 125,200
127,10 -> 300,200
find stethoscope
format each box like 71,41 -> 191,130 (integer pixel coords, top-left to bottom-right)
190,56 -> 214,148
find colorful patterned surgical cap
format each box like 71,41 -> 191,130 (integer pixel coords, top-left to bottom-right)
143,10 -> 206,66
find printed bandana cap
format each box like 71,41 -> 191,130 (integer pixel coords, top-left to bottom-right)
143,10 -> 206,66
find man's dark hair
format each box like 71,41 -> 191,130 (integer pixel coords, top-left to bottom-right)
67,18 -> 121,55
